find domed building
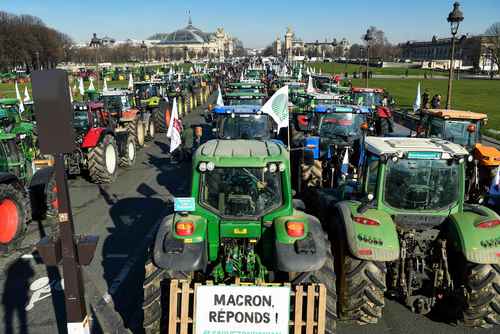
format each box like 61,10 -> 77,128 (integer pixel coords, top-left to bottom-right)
151,16 -> 234,60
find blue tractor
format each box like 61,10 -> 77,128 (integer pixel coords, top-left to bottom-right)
295,104 -> 371,194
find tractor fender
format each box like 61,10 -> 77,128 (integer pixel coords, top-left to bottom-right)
29,166 -> 55,189
335,201 -> 399,261
81,128 -> 113,148
274,214 -> 327,272
448,205 -> 500,264
0,172 -> 20,185
153,214 -> 208,271
121,108 -> 139,122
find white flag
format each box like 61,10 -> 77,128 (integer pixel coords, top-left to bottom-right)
240,72 -> 244,81
79,77 -> 85,95
261,85 -> 289,129
88,77 -> 95,91
103,78 -> 108,91
340,147 -> 349,175
216,85 -> 224,106
15,81 -> 24,113
167,98 -> 182,153
306,75 -> 315,93
297,67 -> 302,81
413,82 -> 421,112
128,73 -> 134,90
69,85 -> 73,103
23,86 -> 30,102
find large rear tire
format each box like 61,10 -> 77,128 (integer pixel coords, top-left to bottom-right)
463,263 -> 500,328
0,183 -> 29,252
45,173 -> 58,218
142,259 -> 191,334
119,135 -> 136,168
154,104 -> 170,133
338,248 -> 387,324
87,134 -> 118,184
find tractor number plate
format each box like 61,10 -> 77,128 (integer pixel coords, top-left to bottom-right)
195,285 -> 290,334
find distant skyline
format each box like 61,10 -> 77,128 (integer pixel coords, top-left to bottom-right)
2,0 -> 500,48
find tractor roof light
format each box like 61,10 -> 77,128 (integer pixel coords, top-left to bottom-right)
475,220 -> 500,229
175,221 -> 194,236
286,221 -> 305,237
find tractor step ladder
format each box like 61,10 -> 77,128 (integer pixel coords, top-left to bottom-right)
167,279 -> 327,334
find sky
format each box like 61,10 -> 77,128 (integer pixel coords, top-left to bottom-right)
2,0 -> 500,48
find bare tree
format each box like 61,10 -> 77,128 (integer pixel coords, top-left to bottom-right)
485,22 -> 500,74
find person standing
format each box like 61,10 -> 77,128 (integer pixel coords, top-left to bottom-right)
422,89 -> 430,109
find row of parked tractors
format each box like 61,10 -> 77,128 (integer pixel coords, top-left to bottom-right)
0,71 -> 216,255
141,59 -> 499,334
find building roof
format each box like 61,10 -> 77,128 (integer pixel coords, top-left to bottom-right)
157,16 -> 213,45
365,137 -> 468,156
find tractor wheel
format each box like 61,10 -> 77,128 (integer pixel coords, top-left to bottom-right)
378,119 -> 390,136
146,118 -> 156,141
0,183 -> 29,251
304,240 -> 337,333
338,248 -> 386,324
462,263 -> 500,328
301,160 -> 323,189
136,120 -> 145,147
119,135 -> 136,168
87,134 -> 118,184
154,105 -> 170,133
142,259 -> 192,334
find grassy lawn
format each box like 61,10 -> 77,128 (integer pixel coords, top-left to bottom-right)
350,78 -> 500,137
309,62 -> 446,77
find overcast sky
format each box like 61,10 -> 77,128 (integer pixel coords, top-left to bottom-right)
2,0 -> 499,48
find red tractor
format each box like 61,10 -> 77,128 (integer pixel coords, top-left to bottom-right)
66,101 -> 136,184
100,90 -> 145,148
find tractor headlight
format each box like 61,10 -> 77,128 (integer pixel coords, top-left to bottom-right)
268,163 -> 277,173
206,162 -> 215,171
198,162 -> 207,172
467,155 -> 473,162
278,163 -> 285,172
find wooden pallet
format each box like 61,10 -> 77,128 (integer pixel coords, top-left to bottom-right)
167,279 -> 326,334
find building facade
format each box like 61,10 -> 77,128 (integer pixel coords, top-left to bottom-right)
400,35 -> 498,71
273,27 -> 350,59
150,16 -> 235,60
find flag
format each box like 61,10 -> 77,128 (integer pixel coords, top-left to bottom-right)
79,77 -> 85,95
216,84 -> 224,106
15,81 -> 24,113
23,86 -> 30,102
167,98 -> 182,153
128,73 -> 134,90
297,67 -> 302,81
340,147 -> 349,175
240,72 -> 244,81
88,77 -> 95,91
261,85 -> 289,129
413,82 -> 421,112
306,75 -> 315,93
103,78 -> 108,91
69,85 -> 73,103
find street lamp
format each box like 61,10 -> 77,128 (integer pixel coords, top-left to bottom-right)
363,29 -> 374,88
89,33 -> 102,91
445,2 -> 464,109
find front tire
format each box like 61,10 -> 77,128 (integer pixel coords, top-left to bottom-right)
146,118 -> 155,141
119,135 -> 136,168
463,263 -> 500,328
87,134 -> 118,184
338,248 -> 387,324
0,183 -> 29,252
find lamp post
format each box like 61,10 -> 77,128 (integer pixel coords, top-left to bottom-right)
89,33 -> 102,91
363,29 -> 374,88
445,2 -> 464,109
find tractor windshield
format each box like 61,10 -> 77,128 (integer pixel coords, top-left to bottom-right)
73,111 -> 89,130
219,114 -> 272,140
352,92 -> 383,107
201,167 -> 283,218
227,98 -> 263,106
318,113 -> 365,138
429,119 -> 478,147
135,85 -> 158,99
384,159 -> 460,210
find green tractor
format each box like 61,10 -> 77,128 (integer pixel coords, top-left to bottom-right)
143,139 -> 337,333
313,137 -> 500,327
0,106 -> 57,253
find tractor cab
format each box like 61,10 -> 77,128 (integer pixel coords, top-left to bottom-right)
133,80 -> 166,109
420,109 -> 485,150
100,90 -> 136,119
211,105 -> 277,141
72,101 -> 108,135
224,91 -> 266,106
350,87 -> 386,108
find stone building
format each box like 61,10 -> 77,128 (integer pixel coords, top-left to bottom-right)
273,27 -> 350,59
400,35 -> 498,71
150,16 -> 235,60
